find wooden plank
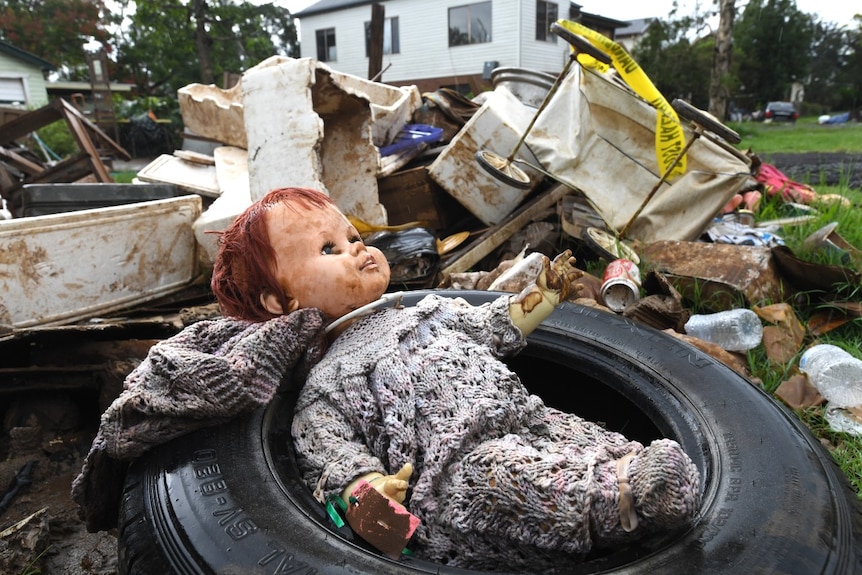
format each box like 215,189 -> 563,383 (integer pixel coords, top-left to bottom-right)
59,99 -> 130,160
439,183 -> 570,277
0,100 -> 64,145
63,112 -> 112,182
0,146 -> 46,176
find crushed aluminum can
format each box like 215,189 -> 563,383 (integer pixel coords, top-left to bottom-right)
600,259 -> 641,313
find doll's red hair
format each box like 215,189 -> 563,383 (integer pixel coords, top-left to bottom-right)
211,187 -> 336,321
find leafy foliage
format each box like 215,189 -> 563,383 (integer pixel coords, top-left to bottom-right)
634,18 -> 721,110
733,0 -> 814,108
0,0 -> 115,78
633,0 -> 860,118
112,0 -> 298,97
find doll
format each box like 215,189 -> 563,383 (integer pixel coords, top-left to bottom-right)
211,187 -> 702,571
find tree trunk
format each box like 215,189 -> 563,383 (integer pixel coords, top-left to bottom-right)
709,0 -> 735,121
193,0 -> 215,85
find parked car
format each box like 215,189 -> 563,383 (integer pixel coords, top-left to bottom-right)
762,101 -> 799,122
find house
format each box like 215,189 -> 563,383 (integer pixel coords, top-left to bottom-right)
294,0 -> 627,95
0,40 -> 54,108
614,17 -> 657,53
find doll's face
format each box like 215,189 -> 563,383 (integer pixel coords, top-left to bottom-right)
264,201 -> 391,320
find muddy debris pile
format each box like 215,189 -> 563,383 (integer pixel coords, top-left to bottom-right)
1,52 -> 860,574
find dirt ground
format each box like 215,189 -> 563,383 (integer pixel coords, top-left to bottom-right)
0,151 -> 857,575
1,396 -> 118,575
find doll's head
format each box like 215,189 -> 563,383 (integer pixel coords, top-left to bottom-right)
211,187 -> 390,322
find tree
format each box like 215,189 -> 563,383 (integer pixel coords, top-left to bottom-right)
112,0 -> 298,97
0,0 -> 115,79
733,0 -> 813,108
632,18 -> 714,108
834,16 -> 861,117
709,0 -> 735,120
803,18 -> 849,113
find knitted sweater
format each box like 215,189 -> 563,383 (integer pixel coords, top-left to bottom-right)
292,295 -> 700,570
72,308 -> 327,532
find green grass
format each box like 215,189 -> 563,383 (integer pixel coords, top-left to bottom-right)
111,170 -> 138,184
730,116 -> 862,155
716,117 -> 862,499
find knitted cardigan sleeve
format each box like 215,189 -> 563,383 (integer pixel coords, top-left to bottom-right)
71,307 -> 328,533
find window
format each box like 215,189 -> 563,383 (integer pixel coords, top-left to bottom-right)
0,76 -> 29,105
365,17 -> 400,56
449,2 -> 492,46
536,1 -> 558,42
316,28 -> 336,62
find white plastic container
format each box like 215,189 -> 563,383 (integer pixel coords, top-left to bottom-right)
683,308 -> 763,352
799,344 -> 862,408
0,196 -> 201,329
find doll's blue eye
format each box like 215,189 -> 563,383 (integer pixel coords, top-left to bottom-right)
321,242 -> 335,255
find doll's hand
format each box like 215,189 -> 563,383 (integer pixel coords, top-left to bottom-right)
536,250 -> 583,304
369,463 -> 413,504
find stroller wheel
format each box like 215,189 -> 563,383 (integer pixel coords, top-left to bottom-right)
475,150 -> 532,189
582,226 -> 640,264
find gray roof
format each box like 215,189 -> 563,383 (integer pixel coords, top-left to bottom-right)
615,18 -> 656,37
0,40 -> 55,70
294,0 -> 379,18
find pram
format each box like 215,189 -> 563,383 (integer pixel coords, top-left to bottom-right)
476,20 -> 752,254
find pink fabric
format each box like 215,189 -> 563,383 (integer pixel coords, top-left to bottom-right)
756,162 -> 818,203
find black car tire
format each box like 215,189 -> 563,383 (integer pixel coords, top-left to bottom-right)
118,291 -> 862,575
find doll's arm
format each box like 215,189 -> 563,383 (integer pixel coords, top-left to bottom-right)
342,463 -> 413,505
508,250 -> 583,337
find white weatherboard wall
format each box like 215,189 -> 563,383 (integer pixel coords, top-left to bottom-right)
0,54 -> 49,106
297,0 -> 570,84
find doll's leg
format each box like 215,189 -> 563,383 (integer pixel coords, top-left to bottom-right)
426,418 -> 701,568
533,407 -> 701,545
589,438 -> 701,545
430,432 -> 617,565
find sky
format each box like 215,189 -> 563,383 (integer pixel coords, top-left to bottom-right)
276,0 -> 859,29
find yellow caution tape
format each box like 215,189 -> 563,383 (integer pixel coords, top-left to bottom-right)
556,19 -> 687,179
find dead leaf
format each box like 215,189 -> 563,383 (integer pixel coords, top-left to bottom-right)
775,374 -> 825,409
754,303 -> 805,364
761,325 -> 801,365
663,329 -> 752,380
808,310 -> 854,336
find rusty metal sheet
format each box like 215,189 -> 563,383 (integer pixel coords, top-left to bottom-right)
0,196 -> 201,330
641,240 -> 786,311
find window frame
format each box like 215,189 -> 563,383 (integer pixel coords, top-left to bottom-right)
364,16 -> 400,57
448,2 -> 493,47
536,0 -> 558,43
315,27 -> 337,62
